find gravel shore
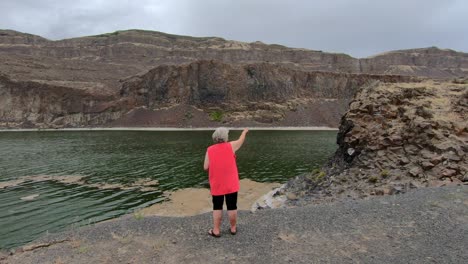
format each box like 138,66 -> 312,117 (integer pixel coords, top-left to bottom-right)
3,185 -> 467,264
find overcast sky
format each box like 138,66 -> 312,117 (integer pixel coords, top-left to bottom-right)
1,0 -> 467,57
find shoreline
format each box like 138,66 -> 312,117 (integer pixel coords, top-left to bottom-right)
137,179 -> 282,217
4,186 -> 467,263
0,126 -> 338,132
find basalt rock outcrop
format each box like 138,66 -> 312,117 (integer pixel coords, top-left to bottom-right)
0,74 -> 129,128
0,59 -> 418,128
283,80 -> 467,204
1,29 -> 468,128
113,60 -> 418,127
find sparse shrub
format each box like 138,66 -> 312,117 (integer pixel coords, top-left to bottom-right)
311,168 -> 320,174
78,246 -> 89,253
305,169 -> 326,182
184,111 -> 194,120
452,78 -> 468,84
368,176 -> 379,183
133,212 -> 144,220
246,67 -> 256,77
415,106 -> 433,119
316,171 -> 326,180
209,110 -> 224,122
380,169 -> 389,178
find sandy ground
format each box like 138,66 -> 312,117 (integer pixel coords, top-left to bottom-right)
138,179 -> 281,217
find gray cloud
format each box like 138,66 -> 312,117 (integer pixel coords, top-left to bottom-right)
0,0 -> 467,57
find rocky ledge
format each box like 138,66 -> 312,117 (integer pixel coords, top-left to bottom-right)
276,79 -> 467,206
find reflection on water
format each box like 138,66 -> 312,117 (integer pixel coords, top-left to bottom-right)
0,130 -> 336,249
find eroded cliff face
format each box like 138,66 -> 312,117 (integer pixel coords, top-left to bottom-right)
0,59 -> 420,128
283,80 -> 467,204
360,47 -> 468,78
112,60 -> 418,127
1,29 -> 467,90
1,29 -> 468,128
0,29 -> 358,72
0,75 -> 128,128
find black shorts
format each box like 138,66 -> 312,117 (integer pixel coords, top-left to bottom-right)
212,192 -> 238,210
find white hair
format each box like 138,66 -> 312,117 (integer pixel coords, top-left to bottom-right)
212,127 -> 229,143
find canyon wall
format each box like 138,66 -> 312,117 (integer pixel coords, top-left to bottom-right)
0,29 -> 467,128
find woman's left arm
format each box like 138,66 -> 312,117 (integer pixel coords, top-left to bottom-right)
203,151 -> 209,171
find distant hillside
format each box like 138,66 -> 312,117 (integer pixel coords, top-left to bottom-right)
0,29 -> 467,128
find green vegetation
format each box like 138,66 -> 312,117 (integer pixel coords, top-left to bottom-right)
380,169 -> 389,178
307,169 -> 326,181
184,111 -> 194,120
78,246 -> 89,254
316,170 -> 326,180
452,78 -> 467,84
247,67 -> 256,77
368,176 -> 379,183
209,110 -> 224,122
133,212 -> 144,220
311,168 -> 320,174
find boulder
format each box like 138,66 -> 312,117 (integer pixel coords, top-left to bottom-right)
441,169 -> 457,178
421,161 -> 435,170
443,152 -> 461,162
430,155 -> 444,165
409,166 -> 422,177
399,156 -> 410,165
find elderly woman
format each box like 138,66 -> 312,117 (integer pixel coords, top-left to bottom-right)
204,127 -> 249,237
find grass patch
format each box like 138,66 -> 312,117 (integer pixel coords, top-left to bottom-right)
133,212 -> 144,220
316,171 -> 326,180
209,110 -> 224,122
78,246 -> 89,254
380,169 -> 389,178
307,169 -> 326,181
368,176 -> 379,183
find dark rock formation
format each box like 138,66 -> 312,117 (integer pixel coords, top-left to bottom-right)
284,80 -> 467,204
0,59 -> 420,128
113,60 -> 419,127
0,74 -> 127,128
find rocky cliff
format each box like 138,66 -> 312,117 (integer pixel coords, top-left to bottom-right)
1,29 -> 468,128
282,80 -> 467,204
360,47 -> 468,78
112,60 -> 418,127
0,74 -> 127,128
0,59 -> 419,128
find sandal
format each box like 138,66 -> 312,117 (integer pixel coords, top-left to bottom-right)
229,228 -> 237,235
208,229 -> 221,238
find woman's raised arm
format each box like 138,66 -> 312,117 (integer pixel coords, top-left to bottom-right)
230,128 -> 249,152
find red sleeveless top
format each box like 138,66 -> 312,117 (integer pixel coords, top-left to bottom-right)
207,142 -> 239,195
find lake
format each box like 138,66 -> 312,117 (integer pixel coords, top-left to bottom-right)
0,130 -> 337,249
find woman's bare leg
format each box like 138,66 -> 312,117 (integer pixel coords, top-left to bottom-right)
212,210 -> 222,235
228,210 -> 237,232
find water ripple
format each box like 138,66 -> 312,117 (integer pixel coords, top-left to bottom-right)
0,130 -> 337,249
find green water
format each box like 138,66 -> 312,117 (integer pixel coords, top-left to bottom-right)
0,130 -> 337,249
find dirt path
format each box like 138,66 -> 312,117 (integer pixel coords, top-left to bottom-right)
3,186 -> 467,264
